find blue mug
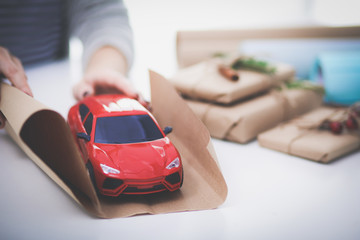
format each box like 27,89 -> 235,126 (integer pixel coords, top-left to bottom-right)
310,51 -> 360,105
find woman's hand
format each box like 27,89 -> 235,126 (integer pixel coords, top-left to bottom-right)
73,46 -> 149,108
0,47 -> 32,96
0,46 -> 33,129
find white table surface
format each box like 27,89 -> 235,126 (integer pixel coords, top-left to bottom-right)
1,1 -> 360,238
1,58 -> 360,240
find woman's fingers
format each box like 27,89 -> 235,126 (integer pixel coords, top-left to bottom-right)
0,47 -> 32,97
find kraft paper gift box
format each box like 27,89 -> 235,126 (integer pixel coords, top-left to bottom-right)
170,57 -> 295,104
0,71 -> 227,218
258,107 -> 360,163
185,88 -> 323,144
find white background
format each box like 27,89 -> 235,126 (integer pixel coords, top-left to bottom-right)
124,0 -> 360,97
1,0 -> 360,239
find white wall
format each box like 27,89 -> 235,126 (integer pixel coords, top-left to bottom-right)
124,0 -> 360,98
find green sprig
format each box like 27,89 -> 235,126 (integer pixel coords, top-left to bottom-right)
284,80 -> 325,94
231,57 -> 276,74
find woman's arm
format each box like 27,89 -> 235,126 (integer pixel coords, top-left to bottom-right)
69,0 -> 140,101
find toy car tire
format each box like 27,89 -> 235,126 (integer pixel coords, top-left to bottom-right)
86,161 -> 97,193
180,168 -> 184,188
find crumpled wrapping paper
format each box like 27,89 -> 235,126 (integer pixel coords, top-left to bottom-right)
258,107 -> 360,163
186,88 -> 323,144
0,71 -> 228,218
171,58 -> 295,104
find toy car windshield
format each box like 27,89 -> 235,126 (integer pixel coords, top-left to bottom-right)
94,114 -> 164,144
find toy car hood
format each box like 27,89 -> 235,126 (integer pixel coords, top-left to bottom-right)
94,138 -> 177,177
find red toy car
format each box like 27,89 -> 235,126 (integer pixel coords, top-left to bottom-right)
68,94 -> 183,197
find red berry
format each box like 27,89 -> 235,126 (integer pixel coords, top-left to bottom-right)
345,116 -> 358,130
329,121 -> 343,134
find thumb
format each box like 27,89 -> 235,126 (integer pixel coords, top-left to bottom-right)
73,81 -> 94,101
112,78 -> 138,99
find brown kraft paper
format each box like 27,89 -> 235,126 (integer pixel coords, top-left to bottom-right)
186,88 -> 322,143
171,58 -> 295,104
0,70 -> 228,218
258,107 -> 360,163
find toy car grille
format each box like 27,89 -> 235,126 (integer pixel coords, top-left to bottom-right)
123,184 -> 166,193
128,176 -> 164,183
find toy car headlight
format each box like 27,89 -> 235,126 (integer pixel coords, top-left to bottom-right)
166,157 -> 180,169
100,164 -> 120,174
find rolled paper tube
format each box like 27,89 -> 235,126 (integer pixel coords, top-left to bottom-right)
218,65 -> 239,81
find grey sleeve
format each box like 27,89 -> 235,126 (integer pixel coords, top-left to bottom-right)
68,0 -> 134,70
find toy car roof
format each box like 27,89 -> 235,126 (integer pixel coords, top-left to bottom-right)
81,94 -> 148,116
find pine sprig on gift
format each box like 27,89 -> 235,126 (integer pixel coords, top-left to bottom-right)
285,80 -> 325,94
230,57 -> 276,74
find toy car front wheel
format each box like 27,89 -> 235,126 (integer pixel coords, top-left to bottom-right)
180,168 -> 184,188
86,161 -> 97,193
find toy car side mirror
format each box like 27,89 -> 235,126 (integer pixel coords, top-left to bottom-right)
77,132 -> 90,142
163,126 -> 173,135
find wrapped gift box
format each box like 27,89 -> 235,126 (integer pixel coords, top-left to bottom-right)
258,107 -> 360,163
170,58 -> 295,104
186,88 -> 322,143
171,58 -> 295,104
